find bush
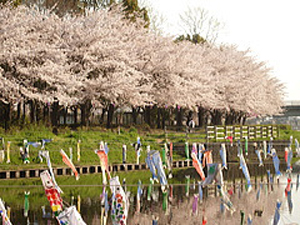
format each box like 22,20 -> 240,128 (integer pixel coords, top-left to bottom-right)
278,124 -> 291,130
129,126 -> 137,133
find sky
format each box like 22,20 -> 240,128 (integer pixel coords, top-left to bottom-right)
142,0 -> 300,101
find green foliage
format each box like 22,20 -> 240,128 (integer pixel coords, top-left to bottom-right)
121,0 -> 150,28
278,128 -> 300,142
278,124 -> 291,130
175,34 -> 207,44
0,0 -> 22,7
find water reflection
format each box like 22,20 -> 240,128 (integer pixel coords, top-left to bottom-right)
276,173 -> 300,225
1,166 -> 300,224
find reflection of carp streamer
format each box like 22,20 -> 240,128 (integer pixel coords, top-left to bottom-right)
57,206 -> 86,225
239,153 -> 252,192
219,143 -> 227,170
244,137 -> 248,156
237,140 -> 242,157
268,138 -> 273,155
147,178 -> 154,201
100,186 -> 110,225
254,142 -> 264,167
198,143 -> 205,162
263,141 -> 267,159
297,174 -> 300,191
163,143 -> 172,178
295,139 -> 300,156
24,191 -> 30,217
0,198 -> 12,225
136,180 -> 142,214
198,181 -> 203,203
284,147 -> 293,172
202,150 -> 213,169
185,175 -> 190,197
192,194 -> 199,215
255,149 -> 264,167
285,178 -> 293,214
40,171 -> 63,217
191,152 -> 205,180
273,200 -> 281,225
271,149 -> 281,178
217,185 -> 235,214
201,163 -> 223,186
41,171 -> 87,224
109,176 -> 129,225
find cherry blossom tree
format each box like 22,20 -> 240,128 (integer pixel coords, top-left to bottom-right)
0,3 -> 284,129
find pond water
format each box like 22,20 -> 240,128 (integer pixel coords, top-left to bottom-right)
275,173 -> 300,225
1,165 -> 299,224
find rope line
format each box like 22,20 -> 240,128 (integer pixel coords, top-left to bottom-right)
0,181 -> 296,188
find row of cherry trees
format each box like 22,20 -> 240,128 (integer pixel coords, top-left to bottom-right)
0,4 -> 284,129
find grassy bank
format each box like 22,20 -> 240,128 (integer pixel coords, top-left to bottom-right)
0,125 -> 176,170
0,124 -> 299,170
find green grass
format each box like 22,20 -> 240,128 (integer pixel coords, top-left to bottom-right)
0,125 -> 169,169
278,128 -> 300,141
278,127 -> 300,164
0,124 -> 299,170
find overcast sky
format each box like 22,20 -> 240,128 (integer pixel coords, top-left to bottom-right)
142,0 -> 300,101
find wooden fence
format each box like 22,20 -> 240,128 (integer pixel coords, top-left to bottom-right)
0,160 -> 194,180
205,125 -> 279,142
164,125 -> 279,142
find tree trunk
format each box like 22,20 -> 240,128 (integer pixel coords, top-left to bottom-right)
80,100 -> 92,126
51,101 -> 59,126
161,107 -> 166,129
22,100 -> 26,127
43,104 -> 47,122
64,107 -> 68,125
29,100 -> 35,124
35,100 -> 41,123
106,104 -> 115,129
157,106 -> 161,129
144,106 -> 151,126
131,106 -> 140,124
198,106 -> 205,127
80,103 -> 86,126
176,105 -> 183,126
73,106 -> 78,125
211,109 -> 223,125
16,102 -> 21,122
100,108 -> 106,124
237,111 -> 243,125
225,110 -> 234,125
4,103 -> 11,131
242,113 -> 247,125
43,103 -> 51,125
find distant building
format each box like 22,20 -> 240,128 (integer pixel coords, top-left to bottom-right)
246,100 -> 300,130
